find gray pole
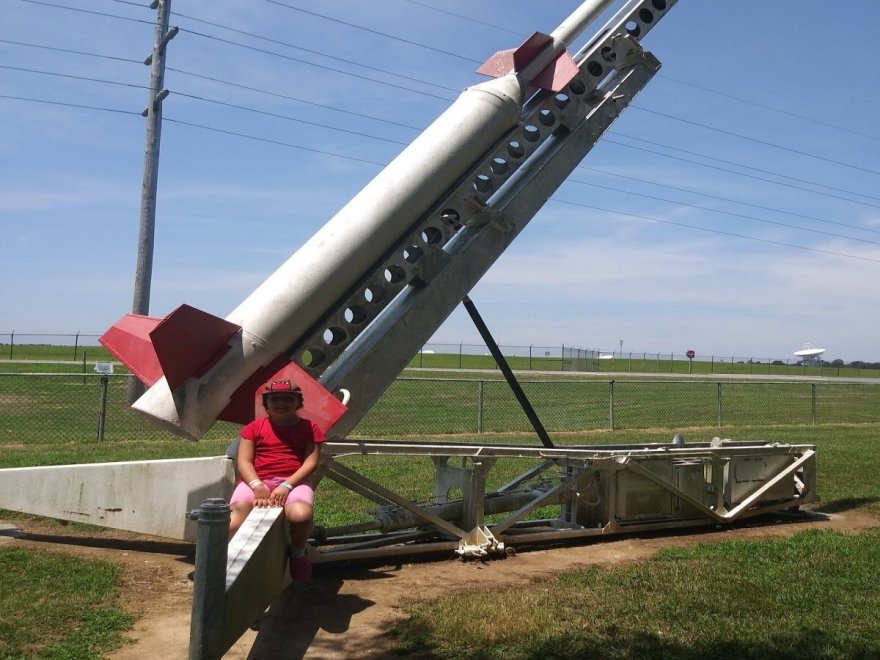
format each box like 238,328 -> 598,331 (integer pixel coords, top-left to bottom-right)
189,498 -> 230,660
130,0 -> 175,402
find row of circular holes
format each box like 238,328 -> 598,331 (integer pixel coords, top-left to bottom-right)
582,0 -> 667,79
472,94 -> 572,195
298,217 -> 460,368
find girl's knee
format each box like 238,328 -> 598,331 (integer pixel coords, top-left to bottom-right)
285,501 -> 313,524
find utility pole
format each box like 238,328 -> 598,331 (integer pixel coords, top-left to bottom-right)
130,0 -> 176,402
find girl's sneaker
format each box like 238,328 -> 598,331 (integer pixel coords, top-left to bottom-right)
289,554 -> 312,582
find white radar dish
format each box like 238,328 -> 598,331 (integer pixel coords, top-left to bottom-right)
793,343 -> 825,358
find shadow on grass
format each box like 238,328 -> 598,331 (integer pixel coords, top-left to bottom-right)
814,496 -> 880,514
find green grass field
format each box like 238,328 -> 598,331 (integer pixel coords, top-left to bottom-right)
2,348 -> 880,657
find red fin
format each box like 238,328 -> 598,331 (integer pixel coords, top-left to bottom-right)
477,32 -> 577,92
99,314 -> 164,386
218,359 -> 347,435
150,304 -> 241,389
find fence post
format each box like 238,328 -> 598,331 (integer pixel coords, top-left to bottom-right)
8,331 -> 13,359
73,331 -> 80,361
529,345 -> 532,371
97,374 -> 109,442
561,344 -> 565,372
477,380 -> 484,434
608,380 -> 615,431
717,382 -> 723,426
458,342 -> 462,369
189,498 -> 230,660
711,355 -> 714,374
811,383 -> 817,426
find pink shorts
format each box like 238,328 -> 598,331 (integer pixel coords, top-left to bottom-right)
230,476 -> 315,506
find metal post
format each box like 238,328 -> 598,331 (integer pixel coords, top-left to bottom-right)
716,382 -> 722,427
189,498 -> 229,660
711,355 -> 714,374
477,380 -> 484,434
73,331 -> 79,361
130,0 -> 175,404
811,383 -> 817,426
561,344 -> 565,371
608,380 -> 615,431
8,331 -> 13,359
459,342 -> 463,369
528,345 -> 532,371
97,375 -> 109,442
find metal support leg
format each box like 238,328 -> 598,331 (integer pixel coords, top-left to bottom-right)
189,498 -> 229,660
462,295 -> 554,448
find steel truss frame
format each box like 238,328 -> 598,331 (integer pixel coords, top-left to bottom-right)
309,438 -> 818,563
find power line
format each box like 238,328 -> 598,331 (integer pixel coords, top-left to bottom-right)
0,64 -> 147,90
630,105 -> 880,177
171,10 -> 460,95
15,0 -> 152,26
657,74 -> 880,143
577,165 -> 880,237
400,0 -> 522,37
162,117 -> 386,167
602,138 -> 880,211
176,27 -> 455,102
0,38 -> 142,64
551,197 -> 880,265
0,93 -> 140,115
566,177 -> 880,247
166,67 -> 423,132
172,90 -> 409,146
262,0 -> 481,64
609,131 -> 880,203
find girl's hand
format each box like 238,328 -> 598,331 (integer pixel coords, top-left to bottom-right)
269,485 -> 291,506
252,483 -> 271,508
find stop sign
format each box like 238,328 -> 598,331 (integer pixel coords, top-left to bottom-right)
686,350 -> 695,359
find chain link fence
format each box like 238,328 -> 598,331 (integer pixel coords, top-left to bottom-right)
4,373 -> 878,445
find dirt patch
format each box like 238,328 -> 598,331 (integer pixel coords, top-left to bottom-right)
2,508 -> 878,659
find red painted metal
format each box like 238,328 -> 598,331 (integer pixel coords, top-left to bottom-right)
149,304 -> 241,389
476,32 -> 578,92
99,313 -> 164,386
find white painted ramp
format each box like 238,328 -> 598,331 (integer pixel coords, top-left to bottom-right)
0,456 -> 235,541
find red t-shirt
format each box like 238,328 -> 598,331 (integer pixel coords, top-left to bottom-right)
240,417 -> 325,480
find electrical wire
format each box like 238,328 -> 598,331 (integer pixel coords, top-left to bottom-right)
171,90 -> 409,146
602,138 -> 880,211
0,93 -> 141,115
162,117 -> 386,167
175,27 -> 455,102
566,177 -> 880,246
630,105 -> 880,177
262,0 -> 481,64
576,165 -> 880,236
171,10 -> 460,95
608,131 -> 880,204
658,74 -> 880,143
550,197 -> 880,265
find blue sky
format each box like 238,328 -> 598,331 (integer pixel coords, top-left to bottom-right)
2,0 -> 879,362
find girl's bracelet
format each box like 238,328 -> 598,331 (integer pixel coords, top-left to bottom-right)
248,478 -> 263,489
